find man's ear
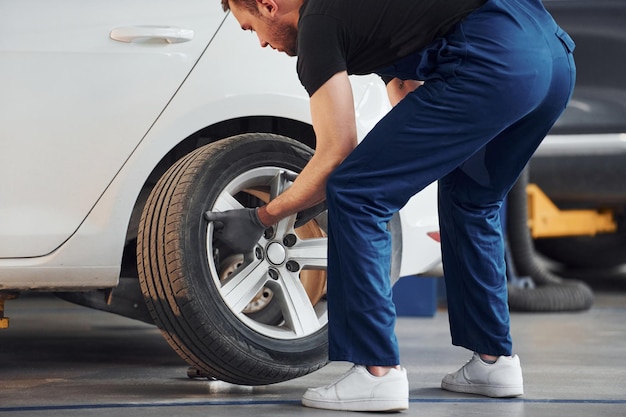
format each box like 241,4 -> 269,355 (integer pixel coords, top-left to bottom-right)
256,0 -> 279,16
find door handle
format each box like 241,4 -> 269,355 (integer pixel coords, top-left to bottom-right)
110,26 -> 194,44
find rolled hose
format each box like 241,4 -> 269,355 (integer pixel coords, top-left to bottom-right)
506,167 -> 594,312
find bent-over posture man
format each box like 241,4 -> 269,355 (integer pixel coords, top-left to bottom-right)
206,0 -> 576,411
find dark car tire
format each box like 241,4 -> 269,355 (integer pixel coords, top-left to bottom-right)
534,234 -> 626,270
137,133 -> 403,385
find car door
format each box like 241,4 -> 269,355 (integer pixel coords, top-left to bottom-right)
0,0 -> 226,258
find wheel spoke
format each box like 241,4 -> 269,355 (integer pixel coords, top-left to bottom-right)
206,164 -> 328,340
288,238 -> 327,269
277,272 -> 321,336
274,214 -> 297,238
220,259 -> 270,314
213,190 -> 244,212
269,171 -> 297,237
269,170 -> 295,201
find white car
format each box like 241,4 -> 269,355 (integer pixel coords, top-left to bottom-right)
0,0 -> 441,384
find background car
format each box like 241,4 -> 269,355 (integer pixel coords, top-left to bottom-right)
528,0 -> 626,270
0,0 -> 441,385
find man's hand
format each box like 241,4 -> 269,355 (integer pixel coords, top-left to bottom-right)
204,208 -> 267,254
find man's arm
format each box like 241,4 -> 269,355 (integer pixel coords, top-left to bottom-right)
258,70 -> 357,225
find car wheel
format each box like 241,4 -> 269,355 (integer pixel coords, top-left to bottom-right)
137,133 -> 402,385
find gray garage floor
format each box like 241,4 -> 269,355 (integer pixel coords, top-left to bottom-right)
1,274 -> 625,417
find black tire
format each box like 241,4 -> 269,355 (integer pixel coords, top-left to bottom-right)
138,133 -> 403,385
534,234 -> 626,269
138,133 -> 330,385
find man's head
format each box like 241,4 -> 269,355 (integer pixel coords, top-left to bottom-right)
221,0 -> 256,14
222,0 -> 301,57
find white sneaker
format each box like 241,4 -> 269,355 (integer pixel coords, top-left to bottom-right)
302,365 -> 409,412
441,353 -> 524,397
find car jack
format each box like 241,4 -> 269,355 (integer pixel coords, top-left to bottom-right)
0,292 -> 19,329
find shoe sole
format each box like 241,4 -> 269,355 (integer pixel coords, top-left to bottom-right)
302,397 -> 409,412
441,381 -> 523,398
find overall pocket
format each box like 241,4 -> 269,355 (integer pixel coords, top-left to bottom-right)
556,26 -> 576,54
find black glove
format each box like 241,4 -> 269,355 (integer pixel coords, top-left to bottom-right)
204,208 -> 266,254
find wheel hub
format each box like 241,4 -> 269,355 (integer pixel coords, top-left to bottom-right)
266,242 -> 287,265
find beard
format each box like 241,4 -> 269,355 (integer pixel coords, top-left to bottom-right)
266,19 -> 298,56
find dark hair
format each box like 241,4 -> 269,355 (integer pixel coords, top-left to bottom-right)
221,0 -> 260,15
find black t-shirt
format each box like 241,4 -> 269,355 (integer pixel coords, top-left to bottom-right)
296,0 -> 486,96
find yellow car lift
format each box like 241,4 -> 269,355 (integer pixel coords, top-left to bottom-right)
0,292 -> 18,329
526,183 -> 617,239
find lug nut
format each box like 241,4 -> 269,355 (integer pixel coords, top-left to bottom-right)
286,260 -> 300,272
283,234 -> 297,247
268,268 -> 279,280
255,247 -> 263,260
264,226 -> 275,240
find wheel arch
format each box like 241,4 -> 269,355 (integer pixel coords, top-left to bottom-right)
52,117 -> 314,317
121,116 -> 315,278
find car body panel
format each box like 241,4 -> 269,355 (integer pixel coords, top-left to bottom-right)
532,133 -> 626,207
0,0 -> 226,258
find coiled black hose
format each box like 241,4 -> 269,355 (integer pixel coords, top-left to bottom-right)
506,167 -> 594,312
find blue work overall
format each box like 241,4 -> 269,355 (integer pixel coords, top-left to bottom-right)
326,0 -> 576,365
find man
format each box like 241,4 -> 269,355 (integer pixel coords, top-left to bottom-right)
206,0 -> 576,412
